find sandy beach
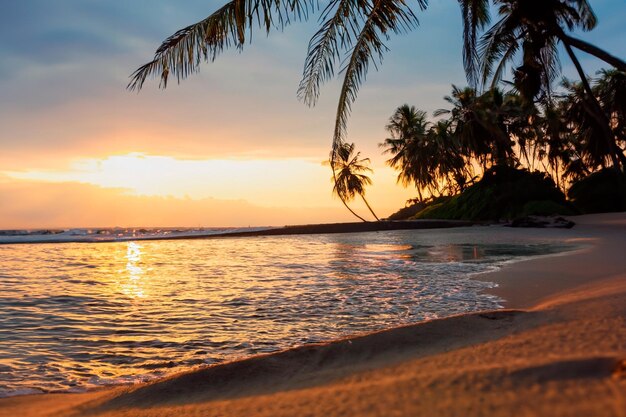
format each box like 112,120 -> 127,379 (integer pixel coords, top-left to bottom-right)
1,213 -> 625,417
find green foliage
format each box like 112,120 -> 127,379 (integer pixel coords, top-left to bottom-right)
386,197 -> 453,220
413,166 -> 571,221
568,169 -> 626,213
521,200 -> 576,217
386,201 -> 426,221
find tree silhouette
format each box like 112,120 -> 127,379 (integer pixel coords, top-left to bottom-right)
330,142 -> 380,221
469,0 -> 626,169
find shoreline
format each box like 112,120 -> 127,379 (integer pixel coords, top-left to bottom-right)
0,219 -> 474,245
477,212 -> 626,308
0,213 -> 624,416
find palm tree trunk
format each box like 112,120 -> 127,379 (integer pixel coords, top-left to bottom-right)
340,197 -> 368,222
360,195 -> 380,221
560,35 -> 622,170
416,187 -> 423,203
561,34 -> 626,73
332,166 -> 368,222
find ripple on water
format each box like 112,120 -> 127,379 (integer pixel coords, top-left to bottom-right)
0,229 -> 579,397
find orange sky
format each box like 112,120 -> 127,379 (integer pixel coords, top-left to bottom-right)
0,154 -> 413,227
1,1 -> 623,228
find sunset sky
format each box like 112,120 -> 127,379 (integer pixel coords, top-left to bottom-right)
1,0 -> 624,228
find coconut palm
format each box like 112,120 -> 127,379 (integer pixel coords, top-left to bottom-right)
427,119 -> 472,194
380,105 -> 433,200
381,104 -> 472,199
561,78 -> 619,170
470,0 -> 626,169
329,142 -> 380,221
535,99 -> 571,189
436,86 -> 489,167
436,86 -> 519,168
468,0 -> 626,90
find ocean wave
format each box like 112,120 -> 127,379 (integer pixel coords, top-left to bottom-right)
0,227 -> 273,244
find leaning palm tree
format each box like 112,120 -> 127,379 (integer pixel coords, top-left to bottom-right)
330,142 -> 380,221
469,0 -> 626,169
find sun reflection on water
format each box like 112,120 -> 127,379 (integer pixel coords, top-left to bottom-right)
0,230 -> 577,397
121,242 -> 145,299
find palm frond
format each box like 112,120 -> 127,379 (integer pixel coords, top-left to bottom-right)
297,0 -> 362,106
433,108 -> 451,117
459,0 -> 491,86
565,0 -> 597,31
128,0 -> 315,91
537,36 -> 562,98
331,0 -> 422,165
477,15 -> 520,88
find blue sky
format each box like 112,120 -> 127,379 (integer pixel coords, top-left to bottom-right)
0,0 -> 624,226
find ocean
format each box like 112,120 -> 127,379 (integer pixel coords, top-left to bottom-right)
0,226 -> 578,397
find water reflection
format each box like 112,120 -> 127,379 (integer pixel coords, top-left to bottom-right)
424,244 -> 485,262
0,229 -> 577,397
120,242 -> 145,299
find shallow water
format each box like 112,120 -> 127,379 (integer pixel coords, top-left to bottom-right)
0,227 -> 577,397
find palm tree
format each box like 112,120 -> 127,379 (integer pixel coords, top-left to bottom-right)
466,0 -> 626,89
127,0 -> 624,175
427,119 -> 472,195
470,0 -> 626,169
561,78 -> 618,170
594,69 -> 626,163
381,104 -> 472,199
535,99 -> 571,190
436,86 -> 488,167
329,142 -> 380,221
436,86 -> 518,168
380,105 -> 433,201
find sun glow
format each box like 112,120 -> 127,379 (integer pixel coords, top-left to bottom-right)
1,153 -> 417,226
4,153 -> 333,207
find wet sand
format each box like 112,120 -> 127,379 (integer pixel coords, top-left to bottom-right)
1,213 -> 625,417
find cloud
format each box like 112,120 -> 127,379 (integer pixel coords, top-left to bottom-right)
0,179 -> 356,228
1,152 -> 414,218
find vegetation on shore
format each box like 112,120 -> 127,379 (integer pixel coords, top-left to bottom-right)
384,69 -> 626,221
379,0 -> 626,221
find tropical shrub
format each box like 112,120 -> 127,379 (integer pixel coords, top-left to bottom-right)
413,166 -> 572,220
